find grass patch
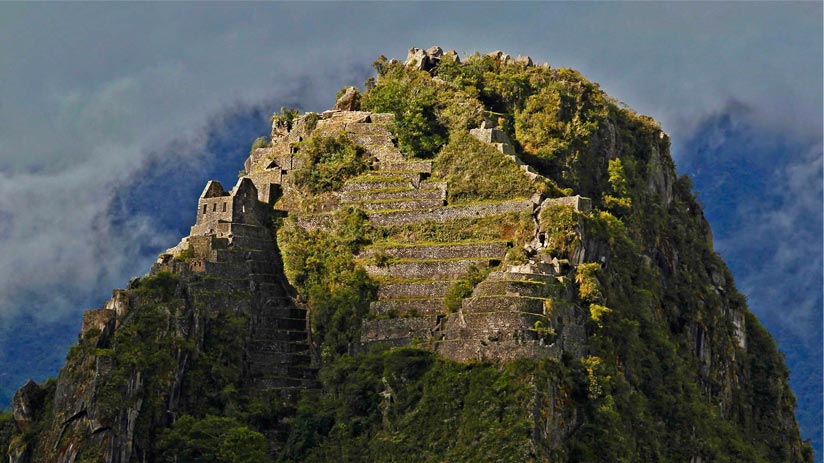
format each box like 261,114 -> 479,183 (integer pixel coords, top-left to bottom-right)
434,132 -> 537,203
378,211 -> 535,244
345,174 -> 409,184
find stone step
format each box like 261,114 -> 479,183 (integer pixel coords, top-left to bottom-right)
348,133 -> 394,147
341,176 -> 415,193
249,330 -> 309,343
368,171 -> 423,182
254,307 -> 306,320
469,127 -> 511,144
493,142 -> 516,155
339,183 -> 446,202
486,271 -> 558,284
370,298 -> 446,316
364,258 -> 496,280
434,338 -> 557,364
251,376 -> 318,390
444,310 -> 548,334
249,364 -> 318,380
461,295 -> 548,315
342,198 -> 445,211
363,241 -> 509,260
377,280 -> 455,299
379,160 -> 432,174
360,316 -> 441,345
248,351 -> 311,365
368,113 -> 395,125
472,279 -> 563,299
250,322 -> 307,333
345,121 -> 393,136
363,145 -> 405,164
247,340 -> 310,354
367,198 -> 535,227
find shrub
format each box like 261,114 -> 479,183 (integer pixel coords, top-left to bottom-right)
504,246 -> 529,265
433,132 -> 535,203
575,263 -> 603,304
249,136 -> 269,155
159,415 -> 271,463
444,265 -> 490,312
270,107 -> 300,130
362,67 -> 448,158
278,208 -> 376,361
291,133 -> 369,195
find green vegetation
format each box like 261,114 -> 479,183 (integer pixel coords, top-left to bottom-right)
363,57 -> 485,158
443,265 -> 491,312
539,204 -> 582,257
270,107 -> 300,131
159,415 -> 271,463
362,58 -> 448,158
278,208 -> 376,361
292,133 -> 369,194
278,348 -> 556,462
249,136 -> 269,155
434,132 -> 535,203
603,158 -> 632,213
0,412 -> 15,454
575,262 -> 603,304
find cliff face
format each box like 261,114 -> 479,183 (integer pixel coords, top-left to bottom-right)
2,46 -> 813,462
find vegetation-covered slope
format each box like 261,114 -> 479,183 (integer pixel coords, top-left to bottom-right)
1,47 -> 813,463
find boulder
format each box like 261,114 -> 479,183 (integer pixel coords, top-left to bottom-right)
516,55 -> 533,66
487,50 -> 513,64
405,46 -> 444,72
334,86 -> 361,111
12,380 -> 42,431
442,49 -> 461,63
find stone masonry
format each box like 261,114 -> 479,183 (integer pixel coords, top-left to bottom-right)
152,176 -> 315,394
240,106 -> 591,364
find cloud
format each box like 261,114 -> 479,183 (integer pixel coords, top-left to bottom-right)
676,104 -> 822,453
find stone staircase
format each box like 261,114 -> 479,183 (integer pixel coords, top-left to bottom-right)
470,120 -> 543,181
341,155 -> 517,340
276,110 -> 586,361
282,115 -> 548,349
343,156 -> 540,347
170,219 -> 319,395
360,240 -> 511,318
435,262 -> 586,362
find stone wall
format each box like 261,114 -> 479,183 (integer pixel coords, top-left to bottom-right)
364,258 -> 495,280
377,281 -> 454,299
360,316 -> 441,346
540,195 -> 592,212
368,198 -> 535,228
362,241 -> 510,260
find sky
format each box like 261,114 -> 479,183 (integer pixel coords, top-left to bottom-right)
0,2 -> 821,457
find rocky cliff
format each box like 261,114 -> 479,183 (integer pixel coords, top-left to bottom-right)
1,46 -> 813,462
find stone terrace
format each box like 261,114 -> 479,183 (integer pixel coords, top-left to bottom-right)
248,109 -> 588,363
435,263 -> 587,362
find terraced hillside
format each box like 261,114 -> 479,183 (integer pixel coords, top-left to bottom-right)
243,103 -> 592,364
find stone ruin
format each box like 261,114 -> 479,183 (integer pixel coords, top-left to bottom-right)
232,91 -> 597,365
90,69 -> 599,381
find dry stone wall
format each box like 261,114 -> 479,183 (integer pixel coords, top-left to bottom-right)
152,174 -> 316,394
238,108 -> 592,364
